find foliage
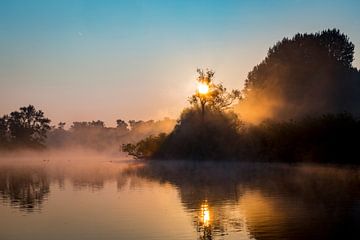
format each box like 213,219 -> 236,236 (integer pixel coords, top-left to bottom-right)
0,105 -> 51,149
123,109 -> 360,163
154,108 -> 243,160
122,69 -> 243,160
116,119 -> 128,130
122,133 -> 167,159
242,112 -> 360,163
189,69 -> 241,112
46,118 -> 175,152
237,28 -> 360,121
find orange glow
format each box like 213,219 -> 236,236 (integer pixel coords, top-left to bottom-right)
197,82 -> 209,95
201,202 -> 210,227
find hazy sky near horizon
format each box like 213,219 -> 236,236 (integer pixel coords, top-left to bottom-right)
1,0 -> 359,127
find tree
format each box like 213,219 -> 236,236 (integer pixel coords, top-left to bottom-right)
0,115 -> 9,148
116,119 -> 128,130
71,120 -> 105,130
58,122 -> 66,130
236,28 -> 360,122
121,69 -> 243,160
122,133 -> 167,159
189,69 -> 241,117
3,105 -> 51,149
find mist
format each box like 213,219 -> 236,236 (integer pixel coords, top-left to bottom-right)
45,118 -> 176,154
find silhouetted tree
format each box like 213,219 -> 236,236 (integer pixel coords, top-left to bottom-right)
71,120 -> 105,130
0,115 -> 10,148
122,70 -> 243,160
0,105 -> 51,149
116,119 -> 128,130
58,122 -> 66,130
237,28 -> 360,121
154,108 -> 243,160
189,69 -> 241,117
89,120 -> 105,128
122,133 -> 167,159
128,120 -> 145,130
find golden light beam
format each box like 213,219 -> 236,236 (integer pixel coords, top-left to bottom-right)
197,82 -> 209,95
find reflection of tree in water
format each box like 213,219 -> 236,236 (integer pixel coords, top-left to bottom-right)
71,171 -> 106,191
60,163 -> 124,191
0,166 -> 50,212
123,161 -> 360,240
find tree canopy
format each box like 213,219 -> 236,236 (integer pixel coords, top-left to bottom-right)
189,69 -> 241,113
0,105 -> 51,149
123,69 -> 243,160
236,29 -> 360,122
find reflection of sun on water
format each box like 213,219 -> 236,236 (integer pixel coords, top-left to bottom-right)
201,202 -> 210,227
198,201 -> 212,240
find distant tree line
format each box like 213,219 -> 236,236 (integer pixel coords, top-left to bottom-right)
46,118 -> 176,152
0,105 -> 176,152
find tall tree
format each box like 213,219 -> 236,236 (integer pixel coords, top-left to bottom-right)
189,69 -> 241,117
5,105 -> 51,148
236,29 -> 360,122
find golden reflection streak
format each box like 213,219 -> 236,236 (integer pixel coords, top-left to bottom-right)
201,202 -> 210,226
199,201 -> 212,240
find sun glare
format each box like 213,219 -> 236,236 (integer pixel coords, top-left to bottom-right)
201,202 -> 210,227
197,82 -> 209,95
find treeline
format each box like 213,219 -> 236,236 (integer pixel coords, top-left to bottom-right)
122,29 -> 360,164
47,118 -> 175,152
124,110 -> 360,164
0,105 -> 176,152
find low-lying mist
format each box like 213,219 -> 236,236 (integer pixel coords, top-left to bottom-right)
46,118 -> 176,154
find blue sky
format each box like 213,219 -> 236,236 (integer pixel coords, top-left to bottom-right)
0,0 -> 359,126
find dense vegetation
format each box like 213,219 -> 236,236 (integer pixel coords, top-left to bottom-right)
0,105 -> 51,149
123,29 -> 360,164
0,105 -> 175,152
235,29 -> 360,122
1,29 -> 360,163
47,118 -> 175,152
123,110 -> 360,163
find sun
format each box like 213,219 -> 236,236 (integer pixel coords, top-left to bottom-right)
197,82 -> 209,95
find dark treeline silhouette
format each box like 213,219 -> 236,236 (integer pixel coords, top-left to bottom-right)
241,112 -> 360,163
125,111 -> 360,163
123,29 -> 360,163
0,105 -> 51,150
2,29 -> 360,163
153,108 -> 242,160
0,105 -> 176,152
235,29 -> 360,123
122,68 -> 243,160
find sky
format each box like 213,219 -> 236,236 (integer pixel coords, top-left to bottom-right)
0,0 -> 359,127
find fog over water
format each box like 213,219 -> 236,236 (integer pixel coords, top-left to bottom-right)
1,153 -> 359,240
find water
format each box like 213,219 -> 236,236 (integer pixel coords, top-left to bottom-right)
0,158 -> 359,240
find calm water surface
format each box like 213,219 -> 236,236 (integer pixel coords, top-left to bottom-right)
0,158 -> 359,240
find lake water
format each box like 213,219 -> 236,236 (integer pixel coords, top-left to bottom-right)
0,157 -> 359,240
